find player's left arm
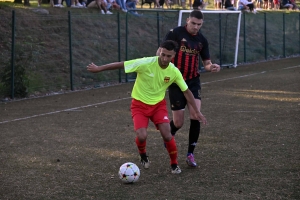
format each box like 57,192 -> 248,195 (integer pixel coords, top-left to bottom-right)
203,60 -> 221,73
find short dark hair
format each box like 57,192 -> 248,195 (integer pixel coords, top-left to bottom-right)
160,40 -> 178,51
189,10 -> 204,20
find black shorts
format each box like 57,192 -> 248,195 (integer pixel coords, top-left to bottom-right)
168,76 -> 201,111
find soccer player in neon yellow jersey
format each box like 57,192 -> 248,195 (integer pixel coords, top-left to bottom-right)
87,40 -> 207,174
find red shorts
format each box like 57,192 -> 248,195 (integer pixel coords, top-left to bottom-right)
131,99 -> 170,131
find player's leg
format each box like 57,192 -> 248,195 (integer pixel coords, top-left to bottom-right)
135,127 -> 149,169
186,98 -> 201,167
152,100 -> 181,174
168,83 -> 187,136
158,123 -> 181,174
186,77 -> 201,167
131,99 -> 150,169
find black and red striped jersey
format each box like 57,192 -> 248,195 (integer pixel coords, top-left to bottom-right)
163,26 -> 210,80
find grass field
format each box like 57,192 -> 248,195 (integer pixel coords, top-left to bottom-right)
0,57 -> 299,199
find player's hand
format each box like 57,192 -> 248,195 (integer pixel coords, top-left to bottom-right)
211,64 -> 220,72
86,63 -> 100,73
195,112 -> 208,125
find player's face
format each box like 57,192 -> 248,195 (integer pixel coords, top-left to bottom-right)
186,17 -> 203,35
158,48 -> 176,68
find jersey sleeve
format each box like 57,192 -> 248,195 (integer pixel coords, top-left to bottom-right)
174,67 -> 188,91
163,28 -> 177,42
200,37 -> 210,61
124,58 -> 144,73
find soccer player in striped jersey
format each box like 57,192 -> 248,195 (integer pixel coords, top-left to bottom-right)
87,40 -> 207,174
157,10 -> 221,167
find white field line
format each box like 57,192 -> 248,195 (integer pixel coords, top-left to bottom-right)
0,97 -> 131,124
1,65 -> 299,125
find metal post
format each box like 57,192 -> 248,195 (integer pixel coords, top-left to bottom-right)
125,13 -> 128,83
11,10 -> 15,99
219,13 -> 222,67
157,12 -> 160,47
68,11 -> 74,91
283,13 -> 285,58
118,12 -> 122,83
243,13 -> 246,63
264,13 -> 267,60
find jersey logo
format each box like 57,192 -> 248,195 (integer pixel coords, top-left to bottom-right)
163,116 -> 169,120
180,46 -> 199,55
181,38 -> 187,42
164,76 -> 170,83
149,73 -> 154,77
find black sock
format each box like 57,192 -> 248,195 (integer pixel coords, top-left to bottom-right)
188,119 -> 200,154
171,164 -> 178,170
140,153 -> 148,161
170,120 -> 180,136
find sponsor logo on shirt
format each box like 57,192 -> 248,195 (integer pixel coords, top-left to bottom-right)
164,76 -> 170,83
180,45 -> 199,55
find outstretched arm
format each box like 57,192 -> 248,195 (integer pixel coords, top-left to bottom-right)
182,89 -> 208,125
203,60 -> 221,73
87,62 -> 124,73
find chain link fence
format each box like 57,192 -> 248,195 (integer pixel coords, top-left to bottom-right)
0,9 -> 299,99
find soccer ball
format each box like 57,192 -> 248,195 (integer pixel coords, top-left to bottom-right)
118,162 -> 140,183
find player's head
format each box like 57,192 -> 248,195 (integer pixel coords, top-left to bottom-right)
158,40 -> 178,68
186,10 -> 204,35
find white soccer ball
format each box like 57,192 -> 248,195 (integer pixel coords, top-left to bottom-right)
118,162 -> 140,183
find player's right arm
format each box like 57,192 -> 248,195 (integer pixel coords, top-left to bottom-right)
87,62 -> 124,73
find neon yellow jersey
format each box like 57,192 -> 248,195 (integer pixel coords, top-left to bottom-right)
124,56 -> 188,105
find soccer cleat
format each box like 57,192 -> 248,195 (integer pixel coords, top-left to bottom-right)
186,154 -> 197,167
140,156 -> 150,169
171,166 -> 182,174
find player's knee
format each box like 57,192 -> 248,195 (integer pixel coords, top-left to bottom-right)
162,133 -> 173,141
173,120 -> 184,128
136,130 -> 147,142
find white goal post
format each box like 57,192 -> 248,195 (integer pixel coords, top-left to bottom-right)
178,10 -> 242,68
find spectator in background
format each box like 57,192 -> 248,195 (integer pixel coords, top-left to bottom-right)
224,0 -> 236,10
256,0 -> 263,9
126,0 -> 140,15
53,0 -> 64,7
214,0 -> 221,9
273,0 -> 280,9
115,0 -> 128,12
238,0 -> 257,13
290,0 -> 299,9
109,0 -> 121,10
192,0 -> 208,10
263,0 -> 268,9
71,0 -> 85,7
159,0 -> 172,9
87,0 -> 113,14
189,0 -> 193,8
181,0 -> 187,9
268,0 -> 273,9
281,0 -> 293,9
61,0 -> 72,6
